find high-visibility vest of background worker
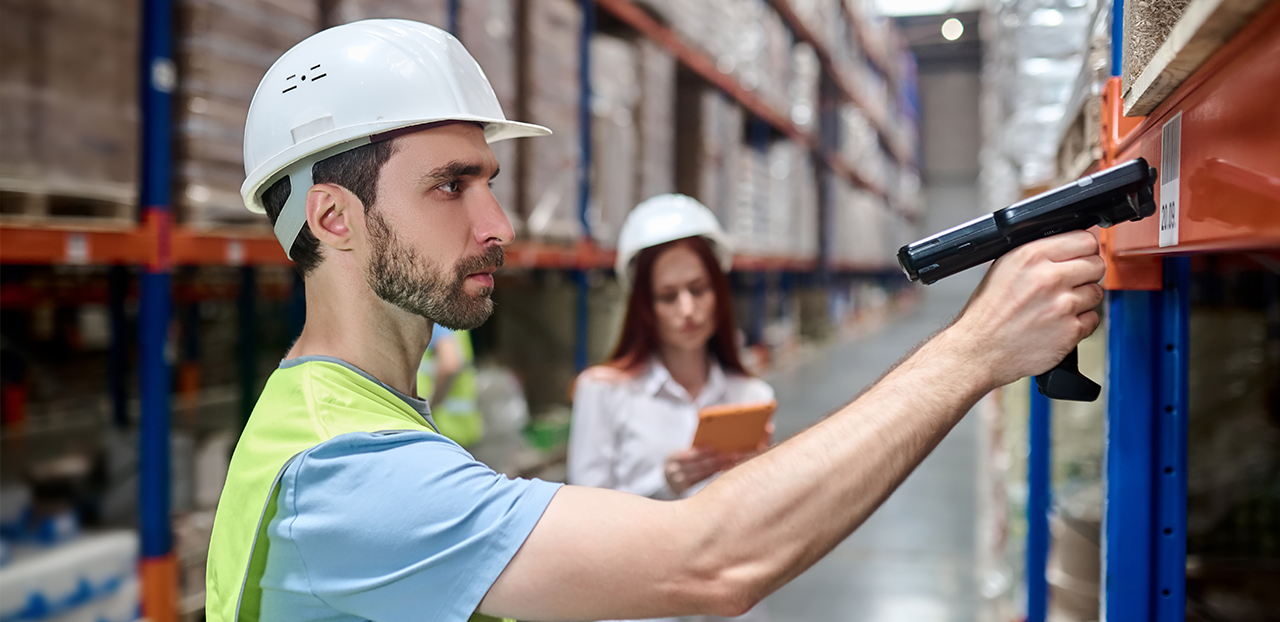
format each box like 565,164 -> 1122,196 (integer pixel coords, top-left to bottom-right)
418,328 -> 483,447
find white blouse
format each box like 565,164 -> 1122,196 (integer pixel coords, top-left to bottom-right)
568,357 -> 775,500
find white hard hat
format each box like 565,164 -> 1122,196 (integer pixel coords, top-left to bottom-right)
241,19 -> 551,255
615,194 -> 733,287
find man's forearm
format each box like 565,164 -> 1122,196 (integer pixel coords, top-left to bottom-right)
680,327 -> 993,601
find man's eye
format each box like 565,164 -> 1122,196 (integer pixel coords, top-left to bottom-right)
439,181 -> 460,194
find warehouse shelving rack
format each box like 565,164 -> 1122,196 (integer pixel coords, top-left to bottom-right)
0,0 -> 920,619
1022,1 -> 1280,620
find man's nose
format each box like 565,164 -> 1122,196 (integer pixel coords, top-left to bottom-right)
473,187 -> 514,247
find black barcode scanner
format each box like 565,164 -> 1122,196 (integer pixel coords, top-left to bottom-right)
897,158 -> 1158,401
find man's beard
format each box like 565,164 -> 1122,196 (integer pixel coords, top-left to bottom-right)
364,207 -> 503,330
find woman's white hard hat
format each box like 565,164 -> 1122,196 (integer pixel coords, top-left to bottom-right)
240,19 -> 551,256
615,194 -> 734,287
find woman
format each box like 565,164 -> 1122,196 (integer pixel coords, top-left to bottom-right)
568,194 -> 772,622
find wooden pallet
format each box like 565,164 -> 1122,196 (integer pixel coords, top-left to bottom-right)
0,177 -> 136,224
1124,0 -> 1274,116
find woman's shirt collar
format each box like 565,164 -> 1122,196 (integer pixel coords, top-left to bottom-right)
641,355 -> 728,406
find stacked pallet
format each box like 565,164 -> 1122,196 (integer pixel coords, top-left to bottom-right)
458,0 -> 522,230
520,0 -> 583,243
175,0 -> 319,226
0,0 -> 140,221
1122,0 -> 1273,115
588,34 -> 640,248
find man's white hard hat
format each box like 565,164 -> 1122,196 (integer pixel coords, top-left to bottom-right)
615,194 -> 734,287
240,19 -> 551,256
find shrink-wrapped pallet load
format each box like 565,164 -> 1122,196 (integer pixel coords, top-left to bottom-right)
729,141 -> 768,255
636,39 -> 677,201
789,142 -> 819,259
458,0 -> 522,231
331,0 -> 446,24
175,0 -> 319,225
790,43 -> 820,130
521,0 -> 582,243
695,91 -> 744,233
588,34 -> 639,248
0,0 -> 140,218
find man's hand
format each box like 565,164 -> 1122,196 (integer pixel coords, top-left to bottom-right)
947,230 -> 1106,389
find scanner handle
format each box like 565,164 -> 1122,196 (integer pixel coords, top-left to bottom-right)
1034,347 -> 1101,402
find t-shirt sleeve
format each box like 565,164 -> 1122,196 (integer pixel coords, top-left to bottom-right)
272,431 -> 562,621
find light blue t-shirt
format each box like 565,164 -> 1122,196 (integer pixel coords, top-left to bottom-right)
256,387 -> 561,621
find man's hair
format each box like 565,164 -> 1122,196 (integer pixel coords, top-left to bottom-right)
261,139 -> 397,275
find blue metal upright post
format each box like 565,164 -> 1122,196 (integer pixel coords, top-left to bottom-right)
1155,257 -> 1190,620
1103,290 -> 1159,621
446,0 -> 459,37
1026,384 -> 1052,622
574,270 -> 591,372
574,0 -> 594,372
1111,0 -> 1125,76
139,0 -> 177,617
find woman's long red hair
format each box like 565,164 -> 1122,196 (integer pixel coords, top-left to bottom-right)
606,237 -> 750,376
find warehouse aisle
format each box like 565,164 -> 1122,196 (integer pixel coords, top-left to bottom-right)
764,269 -> 985,622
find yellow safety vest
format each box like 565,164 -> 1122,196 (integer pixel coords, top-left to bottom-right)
418,330 -> 484,447
205,359 -> 506,622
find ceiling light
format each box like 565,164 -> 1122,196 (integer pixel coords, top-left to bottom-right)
941,18 -> 964,40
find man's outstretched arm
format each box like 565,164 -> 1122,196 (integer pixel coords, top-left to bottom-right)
482,230 -> 1106,621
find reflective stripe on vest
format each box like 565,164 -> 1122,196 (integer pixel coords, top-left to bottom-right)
418,331 -> 483,447
205,360 -> 507,622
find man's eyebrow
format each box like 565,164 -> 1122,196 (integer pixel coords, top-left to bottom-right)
419,160 -> 488,185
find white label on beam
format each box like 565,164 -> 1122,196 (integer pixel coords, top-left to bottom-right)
1159,112 -> 1182,248
65,233 -> 89,264
227,240 -> 245,266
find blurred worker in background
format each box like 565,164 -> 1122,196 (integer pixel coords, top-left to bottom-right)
209,19 -> 1108,622
419,326 -> 483,447
569,194 -> 772,621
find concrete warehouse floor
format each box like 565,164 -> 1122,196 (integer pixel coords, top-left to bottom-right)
763,262 -> 986,621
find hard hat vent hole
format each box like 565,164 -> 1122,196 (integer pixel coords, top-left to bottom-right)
282,65 -> 325,93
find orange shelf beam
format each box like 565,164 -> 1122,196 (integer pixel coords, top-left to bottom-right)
0,222 -> 152,265
504,240 -> 615,270
1101,0 -> 1280,276
1,222 -> 843,272
0,221 -> 291,266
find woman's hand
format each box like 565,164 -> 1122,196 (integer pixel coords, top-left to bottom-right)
664,448 -> 736,496
666,424 -> 776,495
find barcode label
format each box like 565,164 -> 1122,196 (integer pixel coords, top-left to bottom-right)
1159,113 -> 1182,248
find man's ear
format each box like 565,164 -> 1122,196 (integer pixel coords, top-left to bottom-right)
305,183 -> 356,252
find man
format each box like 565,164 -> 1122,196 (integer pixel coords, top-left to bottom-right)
207,20 -> 1106,622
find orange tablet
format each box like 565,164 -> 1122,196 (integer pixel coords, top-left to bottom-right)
691,400 -> 777,454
